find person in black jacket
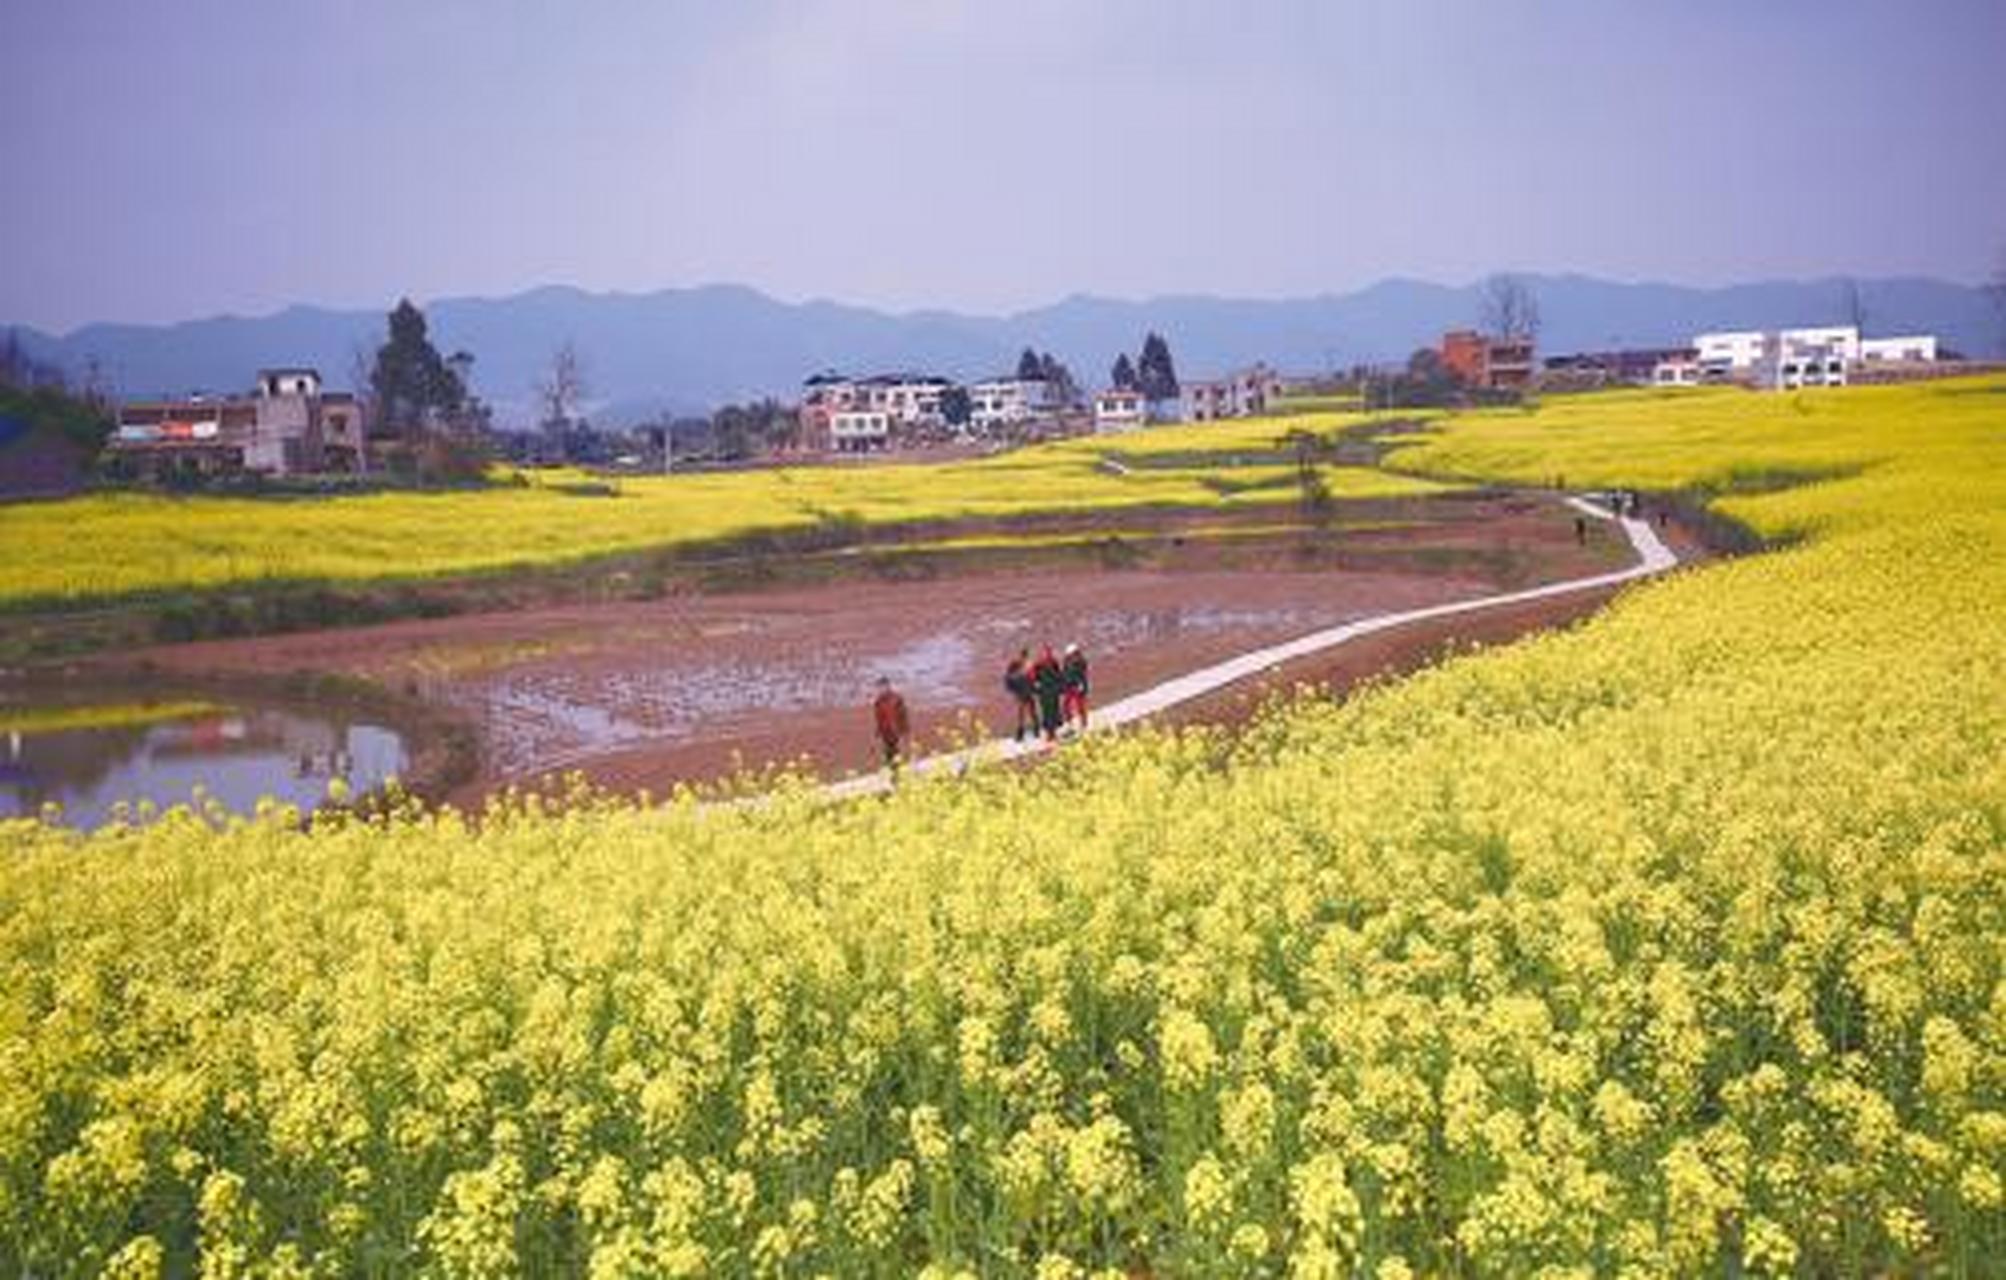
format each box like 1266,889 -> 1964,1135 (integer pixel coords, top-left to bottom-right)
1061,643 -> 1090,732
1030,645 -> 1065,742
1004,648 -> 1037,741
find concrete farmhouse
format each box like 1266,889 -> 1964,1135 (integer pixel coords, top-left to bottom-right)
108,367 -> 365,479
1440,331 -> 1535,391
1179,364 -> 1281,422
969,376 -> 1057,430
1092,388 -> 1146,432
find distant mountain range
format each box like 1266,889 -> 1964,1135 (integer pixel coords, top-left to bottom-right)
10,275 -> 1997,426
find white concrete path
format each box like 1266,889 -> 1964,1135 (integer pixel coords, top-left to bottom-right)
816,498 -> 1677,801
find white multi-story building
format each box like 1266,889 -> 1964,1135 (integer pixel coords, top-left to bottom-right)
1693,330 -> 1770,379
893,376 -> 953,426
1775,326 -> 1855,389
1781,326 -> 1861,361
1775,326 -> 1855,388
1093,388 -> 1146,432
969,377 -> 1052,430
829,409 -> 891,452
859,374 -> 954,427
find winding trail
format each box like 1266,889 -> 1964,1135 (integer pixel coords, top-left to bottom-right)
819,497 -> 1678,801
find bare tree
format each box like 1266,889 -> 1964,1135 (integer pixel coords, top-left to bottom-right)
347,343 -> 376,407
1479,274 -> 1541,344
534,341 -> 588,461
345,343 -> 377,473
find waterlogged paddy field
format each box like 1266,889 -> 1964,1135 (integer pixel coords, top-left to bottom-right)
4,379 -> 2006,1274
0,416 -> 1442,607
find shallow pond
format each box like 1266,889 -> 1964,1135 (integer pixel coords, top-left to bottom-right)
0,701 -> 407,829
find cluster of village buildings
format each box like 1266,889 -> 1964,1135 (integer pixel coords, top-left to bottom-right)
1471,325 -> 1946,394
798,365 -> 1283,452
105,320 -> 1960,477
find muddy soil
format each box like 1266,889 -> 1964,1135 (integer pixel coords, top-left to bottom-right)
88,496 -> 1677,805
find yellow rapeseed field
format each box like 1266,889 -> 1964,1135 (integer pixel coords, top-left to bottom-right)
3,378 -> 2005,1274
0,417 -> 1441,607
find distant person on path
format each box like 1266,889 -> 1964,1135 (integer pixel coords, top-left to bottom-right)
1004,648 -> 1037,741
1030,645 -> 1066,742
872,676 -> 910,768
1061,643 -> 1091,732
1574,515 -> 1588,545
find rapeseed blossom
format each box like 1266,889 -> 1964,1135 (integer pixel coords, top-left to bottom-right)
2,378 -> 2005,1272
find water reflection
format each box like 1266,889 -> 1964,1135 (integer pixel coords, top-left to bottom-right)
0,705 -> 406,829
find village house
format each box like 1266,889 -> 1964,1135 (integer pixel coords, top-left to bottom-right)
1178,364 -> 1281,422
797,372 -> 862,450
1776,327 -> 1857,389
1440,331 -> 1535,391
969,376 -> 1053,430
861,374 -> 954,428
1693,329 -> 1771,381
828,408 -> 892,453
1092,388 -> 1146,432
108,367 -> 359,478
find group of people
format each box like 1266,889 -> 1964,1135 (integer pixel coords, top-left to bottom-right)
1005,643 -> 1090,743
869,642 -> 1093,770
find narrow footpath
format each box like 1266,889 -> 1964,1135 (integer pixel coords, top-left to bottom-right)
820,497 -> 1679,801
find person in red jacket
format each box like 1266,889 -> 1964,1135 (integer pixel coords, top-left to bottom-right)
872,676 -> 911,768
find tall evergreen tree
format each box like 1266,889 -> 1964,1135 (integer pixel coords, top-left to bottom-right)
940,385 -> 973,427
1137,332 -> 1180,401
1111,352 -> 1137,390
1036,353 -> 1079,407
369,299 -> 464,442
1016,347 -> 1044,381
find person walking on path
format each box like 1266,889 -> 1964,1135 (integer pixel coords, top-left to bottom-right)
1030,645 -> 1066,742
1061,643 -> 1091,732
871,676 -> 910,769
1004,648 -> 1038,742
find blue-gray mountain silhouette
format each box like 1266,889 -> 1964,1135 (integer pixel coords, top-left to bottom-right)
10,275 -> 1994,425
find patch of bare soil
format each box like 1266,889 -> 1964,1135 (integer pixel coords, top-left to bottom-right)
89,494 -> 1676,805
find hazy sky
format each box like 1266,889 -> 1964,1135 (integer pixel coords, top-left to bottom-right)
5,1 -> 2004,332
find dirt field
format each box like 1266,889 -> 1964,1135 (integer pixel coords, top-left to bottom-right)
93,494 -> 1687,805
